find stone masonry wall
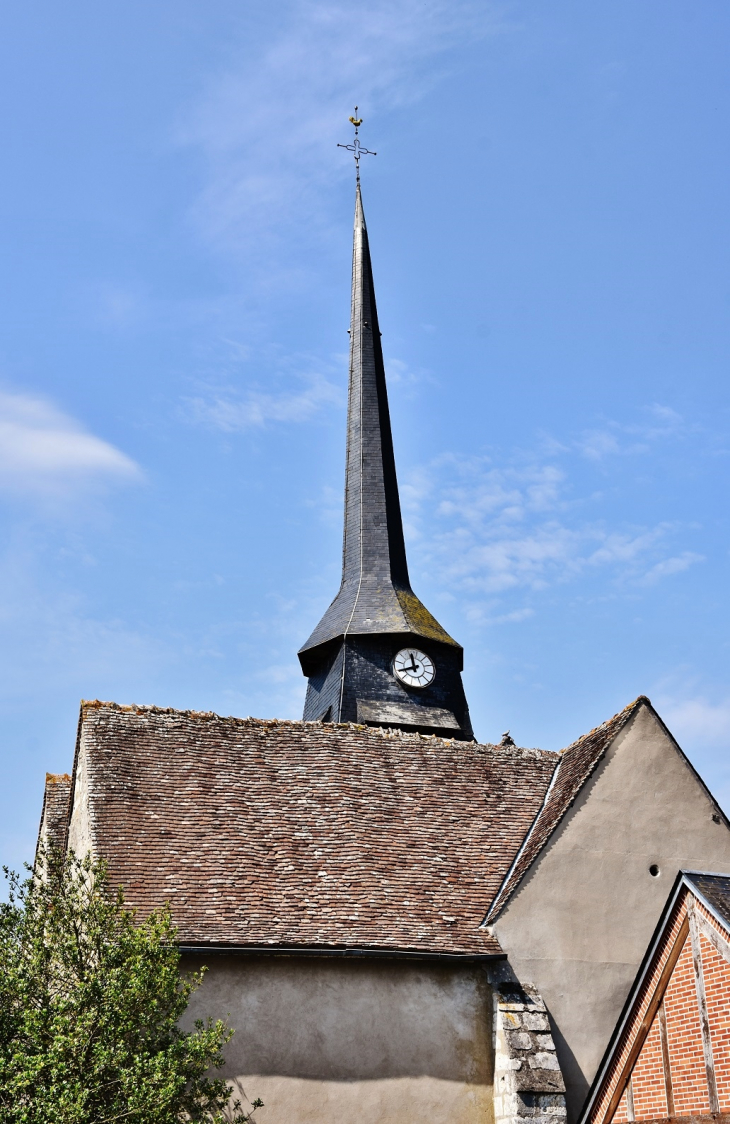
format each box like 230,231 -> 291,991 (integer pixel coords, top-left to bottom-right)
488,963 -> 567,1124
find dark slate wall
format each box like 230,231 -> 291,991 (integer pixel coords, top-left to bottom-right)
303,634 -> 473,740
303,642 -> 345,723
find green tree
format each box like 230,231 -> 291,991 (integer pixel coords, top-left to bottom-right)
0,849 -> 262,1124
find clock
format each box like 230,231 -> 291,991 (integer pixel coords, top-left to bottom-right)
393,648 -> 435,689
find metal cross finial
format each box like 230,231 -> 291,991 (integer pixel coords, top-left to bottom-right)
337,106 -> 376,182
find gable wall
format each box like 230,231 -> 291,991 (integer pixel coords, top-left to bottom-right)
66,733 -> 93,858
613,1084 -> 631,1122
492,703 -> 730,1123
182,954 -> 494,1124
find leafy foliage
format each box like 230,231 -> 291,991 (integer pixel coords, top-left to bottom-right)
0,849 -> 262,1124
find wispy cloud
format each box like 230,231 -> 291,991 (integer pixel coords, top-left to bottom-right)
661,695 -> 730,750
403,449 -> 704,610
181,0 -> 501,255
646,686 -> 730,813
185,370 -> 342,431
642,552 -> 704,584
578,403 -> 689,461
0,391 -> 140,498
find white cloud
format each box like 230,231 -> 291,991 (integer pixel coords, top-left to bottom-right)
181,0 -> 501,254
439,522 -> 584,594
577,403 -> 689,462
384,357 -> 430,389
0,391 -> 140,497
185,370 -> 342,430
578,429 -> 623,460
661,697 -> 730,749
587,528 -> 667,567
650,689 -> 730,814
403,452 -> 704,608
642,552 -> 704,584
465,604 -> 535,625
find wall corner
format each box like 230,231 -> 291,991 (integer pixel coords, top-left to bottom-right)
488,962 -> 567,1124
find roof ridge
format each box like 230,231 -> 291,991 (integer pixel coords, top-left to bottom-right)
79,699 -> 559,754
559,695 -> 649,756
78,700 -> 463,746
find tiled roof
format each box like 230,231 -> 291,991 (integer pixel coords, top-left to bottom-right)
487,697 -> 648,921
69,701 -> 559,956
686,872 -> 730,929
37,772 -> 72,855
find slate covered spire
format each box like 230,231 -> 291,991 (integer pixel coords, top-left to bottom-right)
300,184 -> 458,662
298,183 -> 473,739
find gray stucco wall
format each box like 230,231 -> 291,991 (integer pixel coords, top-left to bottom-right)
66,740 -> 92,858
491,702 -> 730,1124
182,954 -> 494,1124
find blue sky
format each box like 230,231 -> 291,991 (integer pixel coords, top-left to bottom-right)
2,0 -> 730,866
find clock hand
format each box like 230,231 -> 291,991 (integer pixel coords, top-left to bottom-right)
408,656 -> 419,673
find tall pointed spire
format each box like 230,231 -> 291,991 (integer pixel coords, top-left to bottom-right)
298,181 -> 473,740
300,184 -> 457,658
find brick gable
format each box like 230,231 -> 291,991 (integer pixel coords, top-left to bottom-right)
582,874 -> 730,1124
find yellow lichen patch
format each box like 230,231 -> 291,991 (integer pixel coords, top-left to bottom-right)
395,589 -> 460,647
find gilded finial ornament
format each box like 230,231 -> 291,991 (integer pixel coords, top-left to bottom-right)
338,106 -> 376,181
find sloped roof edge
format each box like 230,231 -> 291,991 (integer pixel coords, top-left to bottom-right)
485,696 -> 651,923
77,699 -> 470,742
35,771 -> 72,865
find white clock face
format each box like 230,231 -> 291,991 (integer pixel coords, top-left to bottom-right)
393,648 -> 435,689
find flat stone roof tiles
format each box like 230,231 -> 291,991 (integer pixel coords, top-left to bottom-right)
65,701 -> 560,955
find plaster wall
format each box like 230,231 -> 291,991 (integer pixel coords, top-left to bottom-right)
182,954 -> 493,1124
492,703 -> 730,1124
66,739 -> 93,858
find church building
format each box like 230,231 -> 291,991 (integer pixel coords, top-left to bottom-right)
38,164 -> 730,1124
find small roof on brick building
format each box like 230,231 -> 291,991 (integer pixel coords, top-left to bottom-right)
685,871 -> 730,929
41,696 -> 665,959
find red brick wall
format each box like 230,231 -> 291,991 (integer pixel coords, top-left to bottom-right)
630,1014 -> 668,1120
613,1084 -> 629,1123
662,934 -> 709,1115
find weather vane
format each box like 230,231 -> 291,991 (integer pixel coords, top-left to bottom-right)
337,107 -> 376,181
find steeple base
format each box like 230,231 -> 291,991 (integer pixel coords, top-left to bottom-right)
303,635 -> 474,741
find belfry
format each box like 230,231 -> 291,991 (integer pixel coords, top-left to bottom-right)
298,181 -> 474,739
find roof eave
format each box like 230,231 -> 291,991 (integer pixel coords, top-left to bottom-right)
178,941 -> 505,963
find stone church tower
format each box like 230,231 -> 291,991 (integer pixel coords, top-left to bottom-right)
299,183 -> 473,739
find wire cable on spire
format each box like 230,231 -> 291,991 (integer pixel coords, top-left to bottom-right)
337,106 -> 376,181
